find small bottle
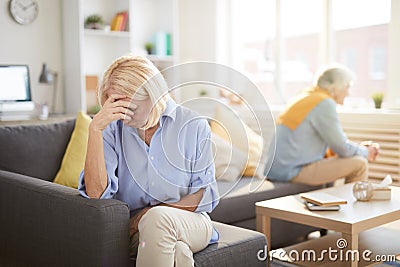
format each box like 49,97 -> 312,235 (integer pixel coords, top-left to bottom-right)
39,103 -> 49,120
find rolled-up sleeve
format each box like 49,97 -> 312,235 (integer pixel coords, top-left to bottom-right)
78,123 -> 120,199
189,120 -> 220,213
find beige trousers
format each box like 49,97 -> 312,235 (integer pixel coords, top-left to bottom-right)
130,206 -> 213,267
291,156 -> 368,186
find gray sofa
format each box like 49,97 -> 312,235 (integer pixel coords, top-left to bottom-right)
0,118 -> 268,267
210,178 -> 321,248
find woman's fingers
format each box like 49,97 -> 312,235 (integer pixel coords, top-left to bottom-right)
91,94 -> 138,131
103,95 -> 137,112
111,100 -> 137,110
104,94 -> 136,107
92,108 -> 131,131
111,113 -> 130,121
104,94 -> 127,105
110,106 -> 134,116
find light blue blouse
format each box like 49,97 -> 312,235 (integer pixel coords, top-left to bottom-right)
78,99 -> 220,242
265,98 -> 368,181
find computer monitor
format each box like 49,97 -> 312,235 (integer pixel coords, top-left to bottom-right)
0,65 -> 32,102
0,65 -> 35,120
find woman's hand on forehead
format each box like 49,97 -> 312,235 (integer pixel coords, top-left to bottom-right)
91,94 -> 137,131
108,94 -> 137,110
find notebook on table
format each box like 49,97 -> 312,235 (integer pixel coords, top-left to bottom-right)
305,201 -> 341,211
300,192 -> 347,206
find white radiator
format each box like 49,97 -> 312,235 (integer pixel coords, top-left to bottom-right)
244,107 -> 400,182
338,111 -> 400,182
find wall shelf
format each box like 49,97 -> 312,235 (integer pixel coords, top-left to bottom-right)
84,29 -> 130,38
147,55 -> 175,62
63,0 -> 178,114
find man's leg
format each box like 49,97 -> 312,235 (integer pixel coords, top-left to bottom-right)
136,206 -> 213,267
291,156 -> 368,186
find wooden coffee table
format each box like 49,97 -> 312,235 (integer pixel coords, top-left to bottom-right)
256,183 -> 400,267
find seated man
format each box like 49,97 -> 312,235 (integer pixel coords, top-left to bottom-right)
265,64 -> 379,186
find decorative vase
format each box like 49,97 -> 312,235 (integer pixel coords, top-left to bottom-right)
353,181 -> 374,201
86,23 -> 102,30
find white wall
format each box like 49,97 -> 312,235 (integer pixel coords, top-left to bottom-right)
387,0 -> 400,108
176,0 -> 218,102
177,0 -> 217,62
0,0 -> 63,112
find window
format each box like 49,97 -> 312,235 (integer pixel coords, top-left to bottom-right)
281,0 -> 321,100
230,0 -> 276,102
228,0 -> 392,107
340,49 -> 357,72
333,0 -> 390,105
369,46 -> 386,80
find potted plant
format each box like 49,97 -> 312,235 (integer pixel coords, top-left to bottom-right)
371,92 -> 384,109
145,42 -> 153,55
84,14 -> 104,30
199,89 -> 208,97
87,104 -> 101,115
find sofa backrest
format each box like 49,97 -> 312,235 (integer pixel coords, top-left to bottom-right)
0,119 -> 75,181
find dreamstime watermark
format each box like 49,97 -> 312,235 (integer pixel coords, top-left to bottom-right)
257,238 -> 397,263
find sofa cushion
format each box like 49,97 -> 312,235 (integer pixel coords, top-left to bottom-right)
194,222 -> 267,267
212,132 -> 247,182
211,179 -> 323,249
0,119 -> 75,181
211,105 -> 265,178
211,178 -> 321,224
54,112 -> 91,188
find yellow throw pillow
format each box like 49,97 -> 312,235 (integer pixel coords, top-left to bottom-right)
211,105 -> 264,178
54,111 -> 91,188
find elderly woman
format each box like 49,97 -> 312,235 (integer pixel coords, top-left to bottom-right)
265,64 -> 379,186
78,55 -> 219,266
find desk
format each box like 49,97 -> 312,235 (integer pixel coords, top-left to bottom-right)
0,114 -> 76,126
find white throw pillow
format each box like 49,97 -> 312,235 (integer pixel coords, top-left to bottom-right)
211,133 -> 247,182
211,105 -> 265,178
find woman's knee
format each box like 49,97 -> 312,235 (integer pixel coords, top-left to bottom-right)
138,206 -> 176,233
175,241 -> 193,261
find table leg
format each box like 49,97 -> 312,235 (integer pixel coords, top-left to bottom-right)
256,214 -> 271,265
256,214 -> 271,246
342,233 -> 358,267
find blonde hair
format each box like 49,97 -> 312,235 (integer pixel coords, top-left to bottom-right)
98,55 -> 169,129
313,63 -> 354,95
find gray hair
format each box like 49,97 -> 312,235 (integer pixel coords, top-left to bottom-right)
313,63 -> 354,94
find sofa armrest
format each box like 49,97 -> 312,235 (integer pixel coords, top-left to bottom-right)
0,170 -> 130,267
